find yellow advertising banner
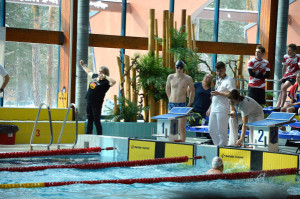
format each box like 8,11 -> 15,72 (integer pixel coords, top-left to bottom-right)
128,140 -> 156,161
165,143 -> 194,165
219,148 -> 251,170
262,152 -> 298,170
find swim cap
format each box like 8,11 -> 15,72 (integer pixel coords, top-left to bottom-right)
175,60 -> 185,68
212,156 -> 223,168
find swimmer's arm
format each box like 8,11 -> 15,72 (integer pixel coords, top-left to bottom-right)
187,77 -> 195,106
236,115 -> 248,145
80,60 -> 94,78
166,75 -> 171,100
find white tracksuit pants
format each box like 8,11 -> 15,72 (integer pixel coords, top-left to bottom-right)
208,111 -> 229,146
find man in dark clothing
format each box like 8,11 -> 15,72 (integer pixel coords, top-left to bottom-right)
80,60 -> 116,135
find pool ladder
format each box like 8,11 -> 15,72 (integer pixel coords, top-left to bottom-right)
30,103 -> 53,151
30,103 -> 79,150
57,103 -> 78,149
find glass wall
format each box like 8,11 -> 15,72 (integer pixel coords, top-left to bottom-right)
194,0 -> 259,44
6,1 -> 60,30
4,2 -> 60,107
193,0 -> 258,78
4,42 -> 59,107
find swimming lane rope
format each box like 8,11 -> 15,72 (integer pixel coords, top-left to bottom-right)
0,147 -> 114,159
0,156 -> 190,172
0,168 -> 297,189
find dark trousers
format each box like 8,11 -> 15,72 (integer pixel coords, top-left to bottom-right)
248,87 -> 266,106
86,102 -> 103,135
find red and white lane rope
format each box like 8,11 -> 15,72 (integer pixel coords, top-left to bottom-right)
0,156 -> 190,172
0,147 -> 114,159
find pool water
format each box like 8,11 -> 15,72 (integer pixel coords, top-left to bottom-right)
0,156 -> 299,199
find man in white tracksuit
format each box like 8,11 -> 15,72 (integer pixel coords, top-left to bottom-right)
207,62 -> 236,146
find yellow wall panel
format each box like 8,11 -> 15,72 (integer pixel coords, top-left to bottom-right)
0,107 -> 72,121
51,108 -> 72,121
128,140 -> 156,161
0,108 -> 12,120
10,108 -> 21,120
23,108 -> 38,121
262,152 -> 298,170
165,143 -> 194,165
11,121 -> 84,144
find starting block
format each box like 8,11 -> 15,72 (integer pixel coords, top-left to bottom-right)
151,107 -> 193,142
247,112 -> 295,152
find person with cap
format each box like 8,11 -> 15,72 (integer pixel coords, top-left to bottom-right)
206,156 -> 223,174
166,60 -> 195,142
0,64 -> 10,106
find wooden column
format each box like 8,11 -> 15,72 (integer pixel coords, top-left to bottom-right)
181,9 -> 186,32
148,9 -> 155,55
186,15 -> 192,50
259,0 -> 278,93
70,1 -> 78,105
163,10 -> 168,68
59,0 -> 78,106
124,55 -> 131,102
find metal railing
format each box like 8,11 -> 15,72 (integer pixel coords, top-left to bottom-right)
235,78 -> 284,105
30,103 -> 53,151
265,79 -> 283,104
235,79 -> 248,94
57,103 -> 78,149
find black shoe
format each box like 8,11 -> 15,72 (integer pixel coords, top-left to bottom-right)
271,107 -> 281,112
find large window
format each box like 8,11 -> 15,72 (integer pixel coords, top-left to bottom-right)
4,42 -> 59,107
4,2 -> 60,107
6,1 -> 59,30
194,0 -> 259,44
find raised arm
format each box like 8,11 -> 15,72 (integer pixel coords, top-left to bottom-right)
105,75 -> 117,87
80,60 -> 94,78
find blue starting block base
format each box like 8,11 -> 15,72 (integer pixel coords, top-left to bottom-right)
247,112 -> 295,152
151,107 -> 193,142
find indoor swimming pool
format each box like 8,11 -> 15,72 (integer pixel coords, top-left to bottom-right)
0,155 -> 299,199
